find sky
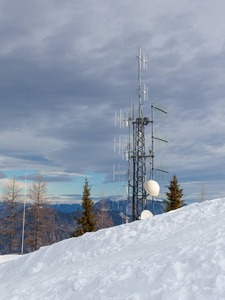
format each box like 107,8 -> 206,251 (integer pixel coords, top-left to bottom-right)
1,0 -> 225,204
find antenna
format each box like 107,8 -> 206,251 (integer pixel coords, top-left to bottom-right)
113,47 -> 168,220
131,47 -> 151,219
115,109 -> 123,128
114,136 -> 122,155
137,47 -> 147,118
113,163 -> 127,182
140,210 -> 153,220
143,83 -> 148,101
149,102 -> 168,214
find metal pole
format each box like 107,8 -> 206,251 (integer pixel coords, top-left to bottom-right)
138,47 -> 142,118
21,172 -> 26,254
151,104 -> 155,215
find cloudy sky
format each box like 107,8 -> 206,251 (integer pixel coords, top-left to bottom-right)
1,0 -> 225,203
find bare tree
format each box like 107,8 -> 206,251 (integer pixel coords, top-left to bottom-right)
1,176 -> 22,253
199,184 -> 207,202
28,175 -> 54,251
96,191 -> 114,230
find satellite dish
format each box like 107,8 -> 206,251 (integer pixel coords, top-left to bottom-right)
141,210 -> 153,220
144,180 -> 160,196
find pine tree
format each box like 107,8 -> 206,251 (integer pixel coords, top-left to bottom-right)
165,174 -> 184,212
73,178 -> 96,237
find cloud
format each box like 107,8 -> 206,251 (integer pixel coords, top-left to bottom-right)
0,178 -> 26,191
0,0 -> 225,201
41,171 -> 91,178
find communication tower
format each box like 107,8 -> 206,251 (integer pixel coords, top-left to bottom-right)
114,47 -> 168,220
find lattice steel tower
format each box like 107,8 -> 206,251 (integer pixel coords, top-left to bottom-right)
114,47 -> 168,221
132,48 -> 150,220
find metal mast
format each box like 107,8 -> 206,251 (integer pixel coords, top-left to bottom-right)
21,172 -> 26,254
150,103 -> 168,214
132,47 -> 150,220
114,47 -> 168,221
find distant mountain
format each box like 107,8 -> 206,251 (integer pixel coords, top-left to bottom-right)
51,203 -> 82,213
52,198 -> 166,216
0,197 -> 166,216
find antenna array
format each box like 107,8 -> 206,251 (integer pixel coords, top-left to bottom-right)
114,47 -> 168,220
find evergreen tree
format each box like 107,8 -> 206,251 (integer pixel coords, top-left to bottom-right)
165,174 -> 184,212
73,178 -> 96,237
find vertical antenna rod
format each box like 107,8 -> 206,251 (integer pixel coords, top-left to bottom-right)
138,47 -> 142,118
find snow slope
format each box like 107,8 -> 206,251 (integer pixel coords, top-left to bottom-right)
1,198 -> 225,300
0,254 -> 20,264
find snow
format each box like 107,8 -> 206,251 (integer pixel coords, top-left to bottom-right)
0,254 -> 21,264
1,198 -> 225,299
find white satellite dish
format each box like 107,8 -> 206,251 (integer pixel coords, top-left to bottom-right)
141,210 -> 153,220
144,180 -> 160,196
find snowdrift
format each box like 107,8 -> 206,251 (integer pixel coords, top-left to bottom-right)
0,254 -> 20,264
1,198 -> 225,300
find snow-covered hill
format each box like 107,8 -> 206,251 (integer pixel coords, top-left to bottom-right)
0,198 -> 225,300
